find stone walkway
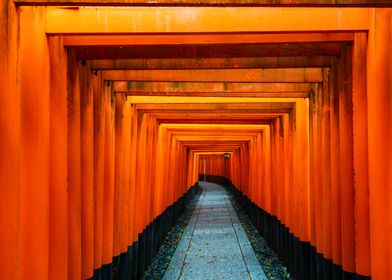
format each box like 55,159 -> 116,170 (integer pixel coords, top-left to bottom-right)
163,182 -> 268,280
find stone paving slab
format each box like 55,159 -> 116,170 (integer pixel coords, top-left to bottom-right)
163,182 -> 268,280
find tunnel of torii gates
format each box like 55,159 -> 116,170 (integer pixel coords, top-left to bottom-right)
1,1 -> 392,280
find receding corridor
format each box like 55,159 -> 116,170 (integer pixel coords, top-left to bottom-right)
1,1 -> 392,280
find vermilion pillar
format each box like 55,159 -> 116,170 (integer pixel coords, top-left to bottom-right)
352,32 -> 371,277
0,2 -> 20,279
338,44 -> 356,275
67,51 -> 83,280
102,84 -> 115,266
93,72 -> 105,271
80,61 -> 95,279
367,8 -> 392,280
122,99 -> 132,251
19,7 -> 50,280
48,36 -> 68,280
113,92 -> 125,257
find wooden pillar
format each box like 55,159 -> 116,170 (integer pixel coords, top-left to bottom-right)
80,61 -> 95,279
135,112 -> 147,234
309,84 -> 319,251
93,72 -> 105,271
154,125 -> 165,217
338,43 -> 356,274
329,60 -> 342,271
19,7 -> 50,280
48,36 -> 68,280
113,92 -> 125,257
311,84 -> 323,255
0,2 -> 20,278
102,83 -> 115,265
129,104 -> 138,244
367,8 -> 392,280
321,68 -> 332,264
263,127 -> 271,212
282,114 -> 290,227
295,99 -> 310,242
122,98 -> 132,251
67,50 -> 82,280
352,32 -> 371,277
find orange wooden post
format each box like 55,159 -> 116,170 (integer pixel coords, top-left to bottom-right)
153,124 -> 165,217
0,2 -> 21,278
129,104 -> 138,244
80,61 -> 95,279
19,7 -> 50,280
102,83 -> 115,265
67,51 -> 82,280
122,98 -> 132,251
114,92 -> 125,257
295,99 -> 310,242
338,44 -> 356,275
321,68 -> 332,265
92,72 -> 105,271
168,136 -> 177,205
48,36 -> 68,280
282,114 -> 290,228
145,116 -> 155,224
135,113 -> 147,234
352,32 -> 371,277
262,129 -> 271,212
276,119 -> 284,221
329,62 -> 342,271
162,128 -> 171,210
309,83 -> 322,254
367,9 -> 392,280
256,135 -> 264,209
271,121 -> 280,218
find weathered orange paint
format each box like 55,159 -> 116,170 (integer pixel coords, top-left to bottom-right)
294,99 -> 311,242
128,104 -> 138,243
80,61 -> 95,279
92,57 -> 331,70
62,32 -> 355,46
48,36 -> 68,280
329,61 -> 342,267
19,7 -> 50,280
113,92 -> 125,257
104,68 -> 323,83
67,49 -> 82,280
321,68 -> 332,261
92,72 -> 105,270
0,2 -> 21,279
352,32 -> 371,277
114,81 -> 313,95
309,82 -> 323,252
367,8 -> 392,280
122,99 -> 132,251
102,84 -> 115,265
338,44 -> 356,273
44,7 -> 370,34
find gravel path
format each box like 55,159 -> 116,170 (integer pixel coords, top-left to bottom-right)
143,181 -> 289,280
163,182 -> 267,280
